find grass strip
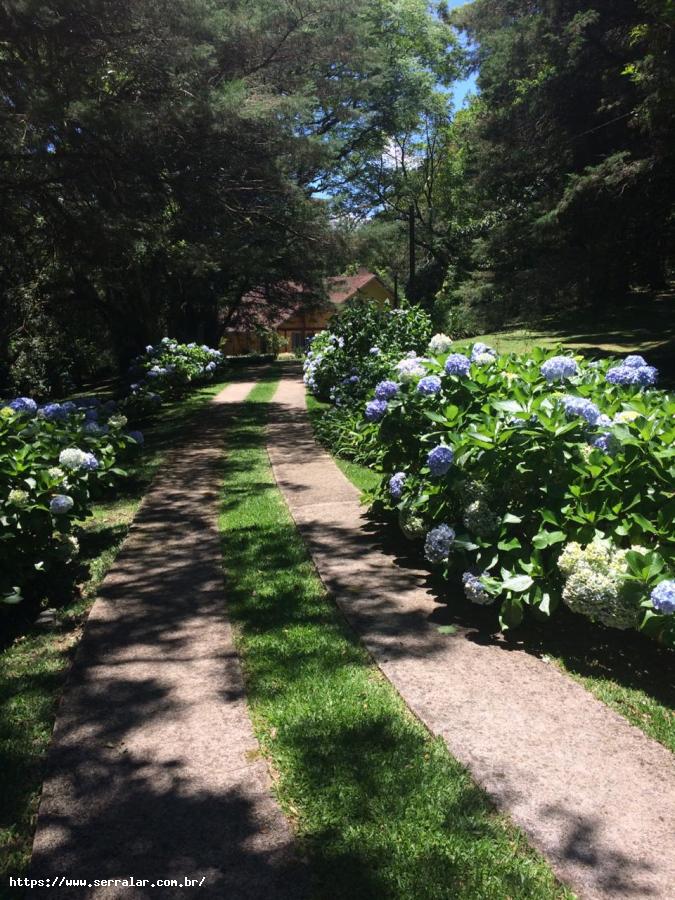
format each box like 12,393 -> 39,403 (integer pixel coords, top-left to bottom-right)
219,378 -> 572,900
0,377 -> 233,891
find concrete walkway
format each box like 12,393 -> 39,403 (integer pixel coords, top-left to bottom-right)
267,372 -> 675,900
30,379 -> 307,899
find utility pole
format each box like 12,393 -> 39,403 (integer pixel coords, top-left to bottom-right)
408,204 -> 416,280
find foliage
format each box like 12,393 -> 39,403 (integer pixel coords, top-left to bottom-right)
0,0 -> 455,397
0,399 -> 141,609
303,299 -> 432,403
314,336 -> 675,647
128,338 -> 225,400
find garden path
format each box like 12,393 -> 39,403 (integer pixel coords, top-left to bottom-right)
29,378 -> 307,899
266,370 -> 675,900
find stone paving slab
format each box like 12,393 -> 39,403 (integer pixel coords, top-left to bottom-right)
267,372 -> 675,900
29,379 -> 307,900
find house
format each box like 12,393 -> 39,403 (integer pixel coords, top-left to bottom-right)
222,269 -> 394,355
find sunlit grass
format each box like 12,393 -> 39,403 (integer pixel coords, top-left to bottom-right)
220,379 -> 572,899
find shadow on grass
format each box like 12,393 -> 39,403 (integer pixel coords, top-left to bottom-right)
220,393 -> 570,900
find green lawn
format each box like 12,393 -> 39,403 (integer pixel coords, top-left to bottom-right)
0,377 -> 231,891
219,376 -> 572,900
453,291 -> 675,382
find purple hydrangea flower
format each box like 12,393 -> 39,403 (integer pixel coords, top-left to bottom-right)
365,399 -> 388,422
375,380 -> 399,400
417,375 -> 442,396
650,580 -> 675,615
9,397 -> 37,415
444,353 -> 471,377
388,472 -> 407,499
424,524 -> 455,564
427,445 -> 454,476
540,356 -> 579,382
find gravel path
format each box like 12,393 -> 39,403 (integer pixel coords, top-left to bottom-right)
29,379 -> 307,900
266,371 -> 675,900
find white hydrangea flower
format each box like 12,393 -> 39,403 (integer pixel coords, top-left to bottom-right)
557,537 -> 641,630
428,333 -> 453,354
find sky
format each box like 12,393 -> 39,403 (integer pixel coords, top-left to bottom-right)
445,0 -> 478,110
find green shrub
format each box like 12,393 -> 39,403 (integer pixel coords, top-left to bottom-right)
128,338 -> 224,398
0,397 -> 141,608
318,340 -> 675,647
303,299 -> 432,404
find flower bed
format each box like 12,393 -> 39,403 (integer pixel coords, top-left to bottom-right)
0,397 -> 142,607
307,331 -> 675,647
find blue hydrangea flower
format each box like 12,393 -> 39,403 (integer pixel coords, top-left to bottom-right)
424,524 -> 456,564
561,395 -> 601,425
650,580 -> 675,615
591,432 -> 619,455
128,430 -> 144,445
205,361 -> 216,373
417,375 -> 442,396
470,342 -> 496,362
347,375 -> 359,384
427,445 -> 454,476
50,495 -> 74,515
61,401 -> 77,414
84,422 -> 109,436
38,403 -> 67,421
624,355 -> 647,369
540,356 -> 579,382
81,452 -> 99,472
369,346 -> 381,356
606,364 -> 658,387
635,365 -> 658,386
388,472 -> 407,500
9,397 -> 37,415
365,399 -> 388,422
444,353 -> 471,377
375,380 -> 399,400
462,572 -> 493,605
84,408 -> 99,422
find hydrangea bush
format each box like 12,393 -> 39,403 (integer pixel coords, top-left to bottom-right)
0,395 -> 142,607
128,338 -> 224,401
303,299 -> 432,404
318,336 -> 675,647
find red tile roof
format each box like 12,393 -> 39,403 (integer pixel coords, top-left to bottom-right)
225,269 -> 384,331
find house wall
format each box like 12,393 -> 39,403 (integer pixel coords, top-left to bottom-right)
222,280 -> 394,356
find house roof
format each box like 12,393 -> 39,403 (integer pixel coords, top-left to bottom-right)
225,269 -> 388,332
326,269 -> 381,305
